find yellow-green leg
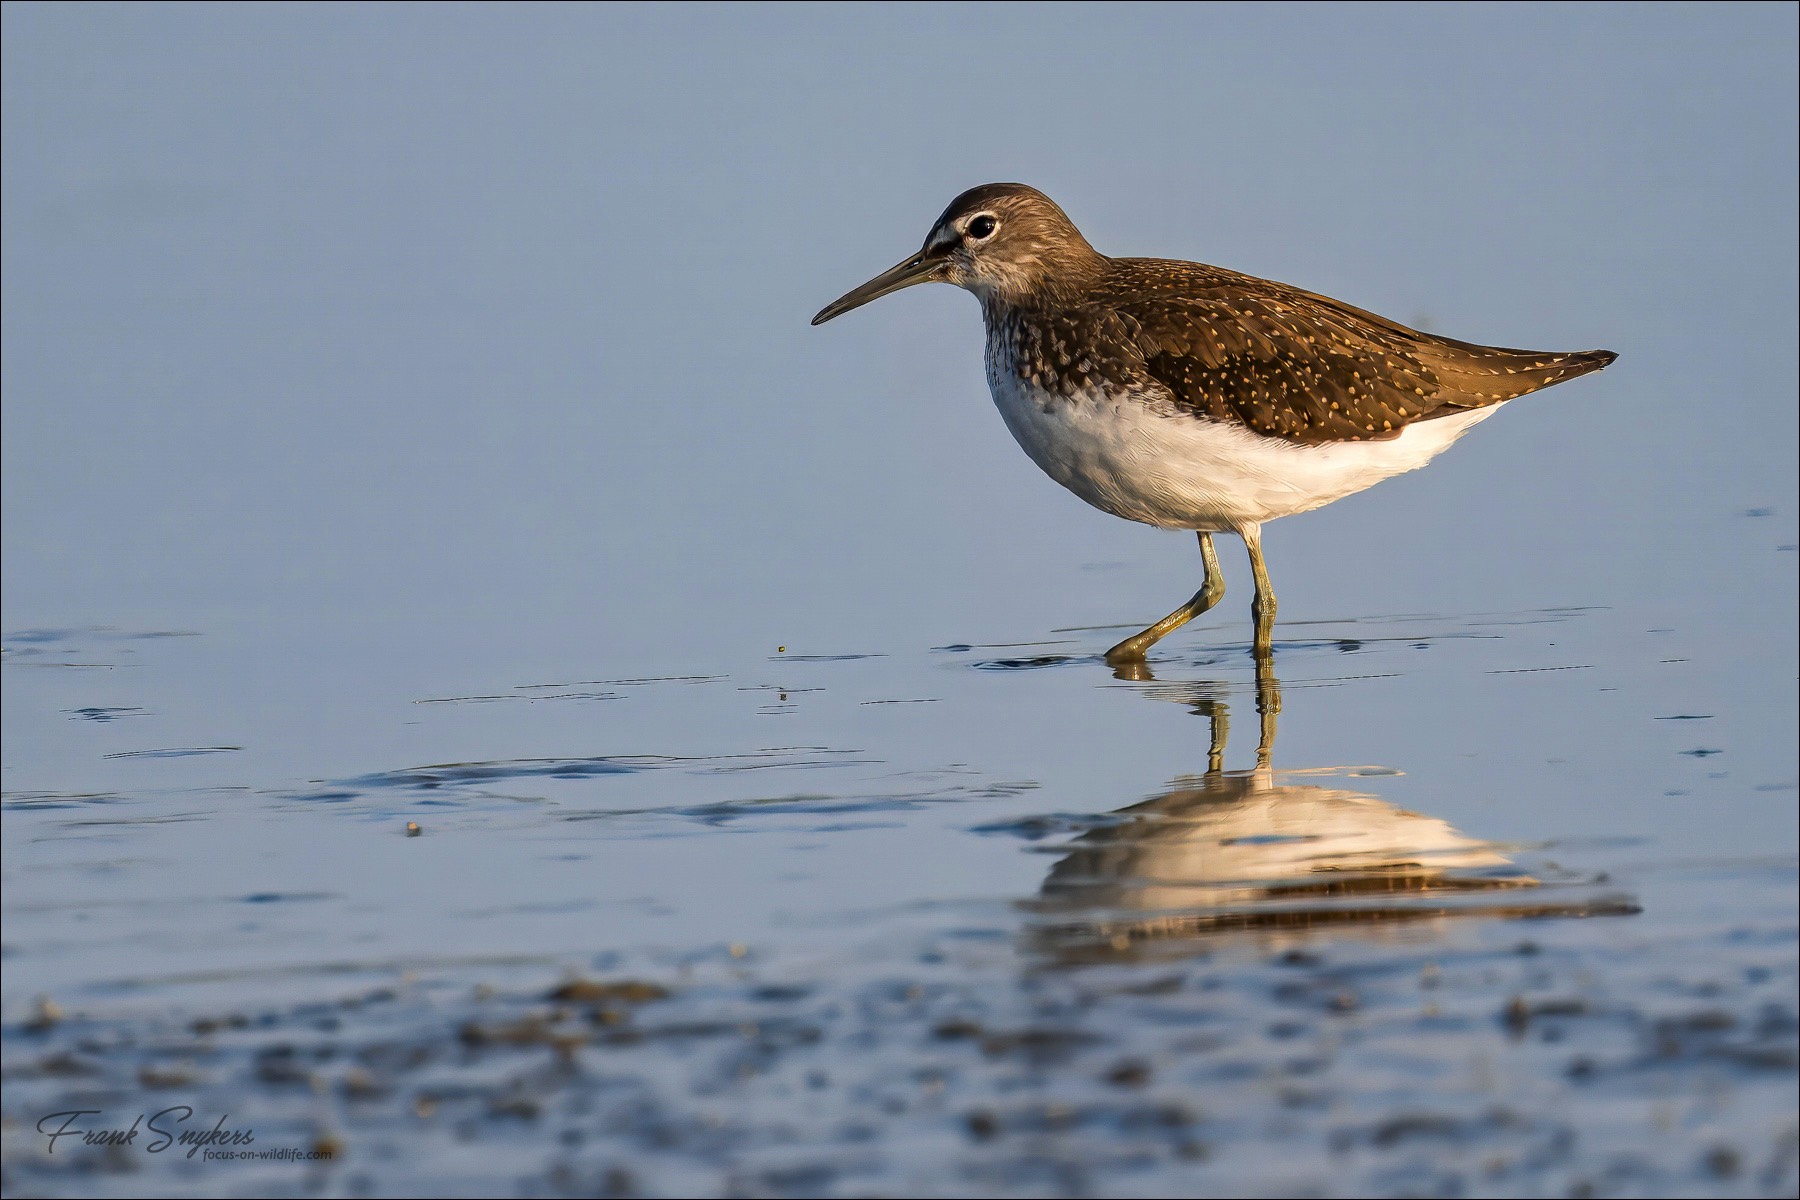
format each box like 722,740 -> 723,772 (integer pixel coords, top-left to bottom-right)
1105,532 -> 1225,665
1242,524 -> 1278,658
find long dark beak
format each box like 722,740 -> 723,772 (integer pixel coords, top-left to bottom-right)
811,249 -> 945,326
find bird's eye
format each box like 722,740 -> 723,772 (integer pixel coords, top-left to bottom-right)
967,214 -> 998,240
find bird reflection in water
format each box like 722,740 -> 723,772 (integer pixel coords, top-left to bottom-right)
1029,656 -> 1635,964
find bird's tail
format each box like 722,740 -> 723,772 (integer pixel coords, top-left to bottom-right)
1422,343 -> 1618,405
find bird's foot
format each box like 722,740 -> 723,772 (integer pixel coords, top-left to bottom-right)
1104,638 -> 1152,668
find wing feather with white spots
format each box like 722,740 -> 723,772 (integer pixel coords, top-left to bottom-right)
1089,259 -> 1616,446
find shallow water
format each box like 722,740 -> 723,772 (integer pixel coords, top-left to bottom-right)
3,5 -> 1796,1197
6,609 -> 1794,1197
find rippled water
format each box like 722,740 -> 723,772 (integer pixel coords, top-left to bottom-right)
3,5 -> 1795,1197
6,607 -> 1794,1196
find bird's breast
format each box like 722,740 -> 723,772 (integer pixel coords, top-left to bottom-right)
983,340 -> 1240,529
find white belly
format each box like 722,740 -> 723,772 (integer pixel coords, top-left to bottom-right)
986,372 -> 1500,532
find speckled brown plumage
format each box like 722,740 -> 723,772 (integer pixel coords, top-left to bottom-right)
988,257 -> 1617,446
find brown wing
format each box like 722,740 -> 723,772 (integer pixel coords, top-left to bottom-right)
1098,259 -> 1616,445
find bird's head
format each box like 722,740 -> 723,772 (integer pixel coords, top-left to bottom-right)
812,183 -> 1103,325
